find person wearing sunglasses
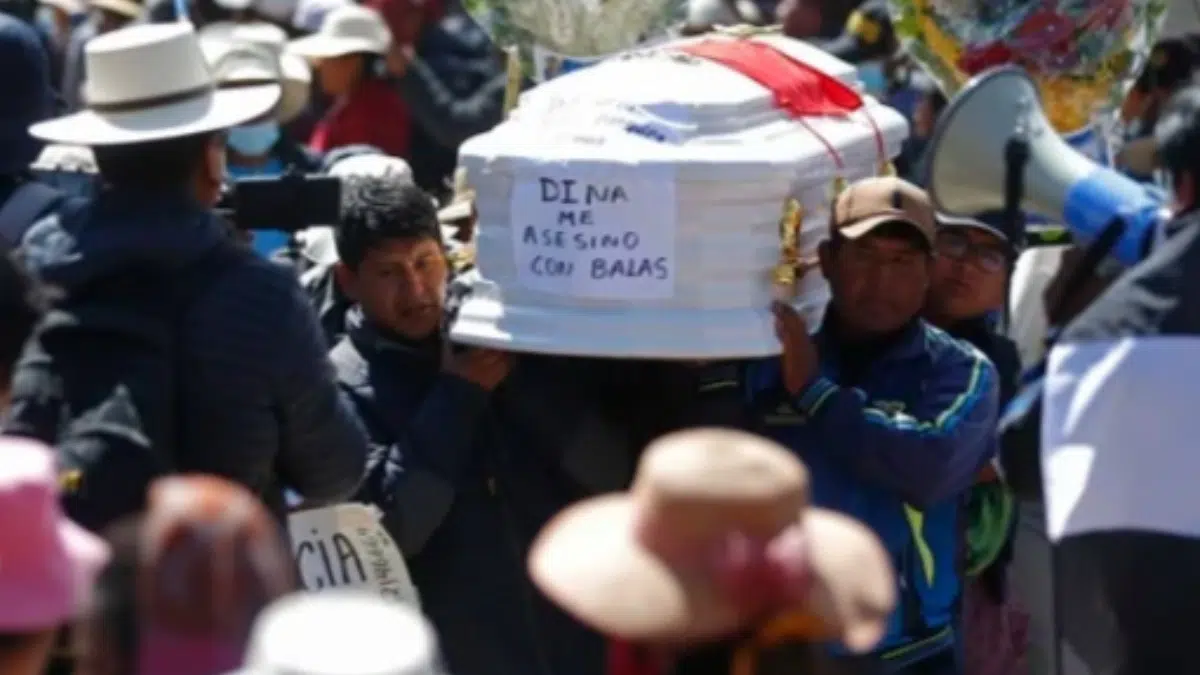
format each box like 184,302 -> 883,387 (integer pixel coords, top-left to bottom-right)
924,212 -> 1027,675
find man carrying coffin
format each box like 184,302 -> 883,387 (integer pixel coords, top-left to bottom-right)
746,176 -> 999,674
329,174 -> 630,675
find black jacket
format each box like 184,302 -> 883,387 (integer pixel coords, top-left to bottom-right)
15,189 -> 369,514
332,308 -> 628,675
1007,209 -> 1200,673
947,318 -> 1021,408
399,9 -> 506,196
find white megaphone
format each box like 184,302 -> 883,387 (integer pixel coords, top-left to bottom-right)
926,66 -> 1167,266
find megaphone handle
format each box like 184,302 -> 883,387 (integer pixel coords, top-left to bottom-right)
1043,216 -> 1126,343
1001,136 -> 1031,331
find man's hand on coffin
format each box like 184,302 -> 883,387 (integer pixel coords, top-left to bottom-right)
445,347 -> 513,392
772,301 -> 818,397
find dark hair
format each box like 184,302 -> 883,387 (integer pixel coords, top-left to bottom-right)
1156,85 -> 1200,189
335,175 -> 441,269
924,88 -> 947,118
1134,39 -> 1197,95
0,631 -> 51,660
0,252 -> 46,386
673,636 -> 839,675
81,517 -> 142,675
93,133 -> 215,191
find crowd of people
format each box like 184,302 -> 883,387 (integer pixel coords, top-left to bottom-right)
0,0 -> 1198,673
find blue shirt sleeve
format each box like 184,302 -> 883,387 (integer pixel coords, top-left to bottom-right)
793,352 -> 1000,509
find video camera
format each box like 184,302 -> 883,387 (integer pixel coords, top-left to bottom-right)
31,159 -> 341,233
217,167 -> 342,233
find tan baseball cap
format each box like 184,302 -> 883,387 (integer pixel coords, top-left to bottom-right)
832,176 -> 936,248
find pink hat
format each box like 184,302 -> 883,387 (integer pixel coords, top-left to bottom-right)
0,438 -> 110,631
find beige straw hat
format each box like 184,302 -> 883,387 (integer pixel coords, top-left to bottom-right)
529,429 -> 896,652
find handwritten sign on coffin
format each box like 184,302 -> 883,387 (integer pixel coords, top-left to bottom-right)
510,163 -> 677,300
287,504 -> 421,608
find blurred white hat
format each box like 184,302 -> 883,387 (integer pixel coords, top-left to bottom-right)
328,153 -> 414,182
684,0 -> 762,27
200,22 -> 312,123
234,591 -> 440,675
686,0 -> 737,26
211,0 -> 295,22
290,0 -> 349,33
288,4 -> 390,59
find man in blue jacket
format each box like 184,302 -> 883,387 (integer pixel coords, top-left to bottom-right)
329,174 -> 630,675
748,176 -> 999,674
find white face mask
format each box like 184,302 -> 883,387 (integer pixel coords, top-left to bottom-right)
227,121 -> 281,158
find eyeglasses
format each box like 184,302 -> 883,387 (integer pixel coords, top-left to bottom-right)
935,230 -> 1009,273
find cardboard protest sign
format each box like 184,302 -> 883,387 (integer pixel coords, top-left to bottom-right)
287,503 -> 420,608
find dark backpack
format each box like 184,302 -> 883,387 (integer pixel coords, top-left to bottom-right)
4,240 -> 247,533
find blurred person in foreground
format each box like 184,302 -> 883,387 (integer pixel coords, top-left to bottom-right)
0,13 -> 64,247
232,591 -> 442,675
1002,84 -> 1200,672
0,437 -> 109,675
6,22 -> 368,528
747,177 -> 999,673
923,213 -> 1026,675
331,174 -> 631,675
75,475 -> 294,675
528,428 -> 896,675
288,4 -> 410,159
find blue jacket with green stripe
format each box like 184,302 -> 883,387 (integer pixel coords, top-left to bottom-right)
746,319 -> 999,668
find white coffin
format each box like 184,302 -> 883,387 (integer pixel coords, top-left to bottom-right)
451,35 -> 909,359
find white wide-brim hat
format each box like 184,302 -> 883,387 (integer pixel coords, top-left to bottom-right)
31,22 -> 279,146
327,153 -> 412,181
287,4 -> 391,59
200,22 -> 312,123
